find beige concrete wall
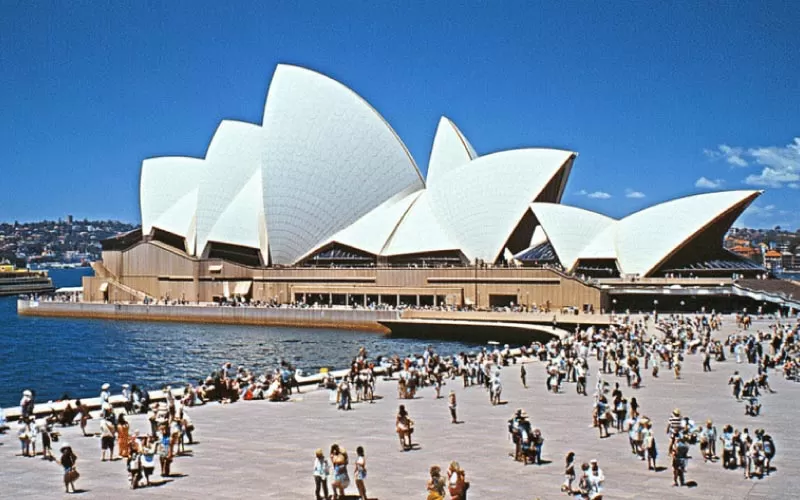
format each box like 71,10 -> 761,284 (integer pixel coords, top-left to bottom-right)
18,299 -> 398,332
99,242 -> 605,310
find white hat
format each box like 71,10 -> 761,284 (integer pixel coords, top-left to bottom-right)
122,384 -> 129,388
22,390 -> 32,397
101,383 -> 110,390
59,442 -> 71,451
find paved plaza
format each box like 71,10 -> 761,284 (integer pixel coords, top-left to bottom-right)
2,318 -> 799,499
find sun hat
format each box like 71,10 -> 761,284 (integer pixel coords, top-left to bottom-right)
590,459 -> 598,464
101,383 -> 110,390
22,390 -> 32,397
672,408 -> 681,416
122,384 -> 129,388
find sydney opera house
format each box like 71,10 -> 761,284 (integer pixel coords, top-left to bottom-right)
86,64 -> 777,312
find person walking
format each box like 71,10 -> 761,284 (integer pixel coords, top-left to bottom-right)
354,446 -> 367,500
59,443 -> 79,494
520,364 -> 527,388
448,390 -> 458,424
561,451 -> 576,494
447,461 -> 468,500
157,425 -> 172,477
100,416 -> 116,462
396,405 -> 414,451
426,465 -> 446,500
729,372 -> 743,401
76,399 -> 91,437
671,435 -> 690,486
644,420 -> 658,471
140,436 -> 157,486
313,448 -> 331,500
330,445 -> 350,500
117,414 -> 131,459
126,434 -> 143,490
702,348 -> 712,372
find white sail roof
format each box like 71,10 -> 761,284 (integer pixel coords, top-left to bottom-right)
307,187 -> 423,257
381,191 -> 462,256
196,120 -> 266,257
615,190 -> 761,276
205,169 -> 269,264
530,203 -> 616,271
425,117 -> 477,189
579,224 -> 618,260
260,64 -> 425,265
140,156 -> 203,238
149,188 -> 199,254
428,149 -> 575,262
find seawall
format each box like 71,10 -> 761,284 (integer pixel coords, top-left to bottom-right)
17,300 -> 398,332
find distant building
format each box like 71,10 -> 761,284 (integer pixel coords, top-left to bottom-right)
730,245 -> 759,260
764,249 -> 782,271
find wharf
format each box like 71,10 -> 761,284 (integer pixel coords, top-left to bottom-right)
17,299 -> 618,333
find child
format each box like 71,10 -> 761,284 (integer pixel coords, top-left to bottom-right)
448,390 -> 457,424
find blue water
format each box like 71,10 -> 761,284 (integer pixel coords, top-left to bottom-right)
0,269 -> 478,408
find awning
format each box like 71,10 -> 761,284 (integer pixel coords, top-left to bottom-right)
98,282 -> 109,292
209,264 -> 223,273
55,286 -> 83,293
234,281 -> 252,295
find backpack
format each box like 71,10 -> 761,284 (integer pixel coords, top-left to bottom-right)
763,437 -> 775,458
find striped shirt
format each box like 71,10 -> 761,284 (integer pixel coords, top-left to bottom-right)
668,416 -> 683,434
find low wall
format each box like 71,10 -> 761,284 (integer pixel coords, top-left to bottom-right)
17,300 -> 399,332
400,309 -> 617,327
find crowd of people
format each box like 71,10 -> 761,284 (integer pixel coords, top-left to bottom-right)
2,308 -> 798,497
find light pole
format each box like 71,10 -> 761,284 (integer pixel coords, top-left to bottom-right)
612,298 -> 617,316
653,299 -> 659,320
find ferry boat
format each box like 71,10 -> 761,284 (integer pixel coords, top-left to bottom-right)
0,263 -> 55,296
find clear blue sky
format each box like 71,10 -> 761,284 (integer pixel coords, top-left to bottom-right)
1,2 -> 798,230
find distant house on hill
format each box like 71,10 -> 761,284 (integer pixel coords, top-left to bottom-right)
764,249 -> 782,271
730,245 -> 759,260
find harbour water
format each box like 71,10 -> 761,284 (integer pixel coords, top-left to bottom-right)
0,268 -> 479,408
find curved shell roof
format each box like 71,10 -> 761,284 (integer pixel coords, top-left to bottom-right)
425,117 -> 477,189
381,190 -> 461,256
310,187 -> 423,257
260,65 -> 425,265
196,120 -> 266,259
140,156 -> 203,240
428,149 -> 575,262
530,203 -> 616,271
615,190 -> 761,276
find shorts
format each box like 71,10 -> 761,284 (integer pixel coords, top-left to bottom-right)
101,436 -> 115,450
